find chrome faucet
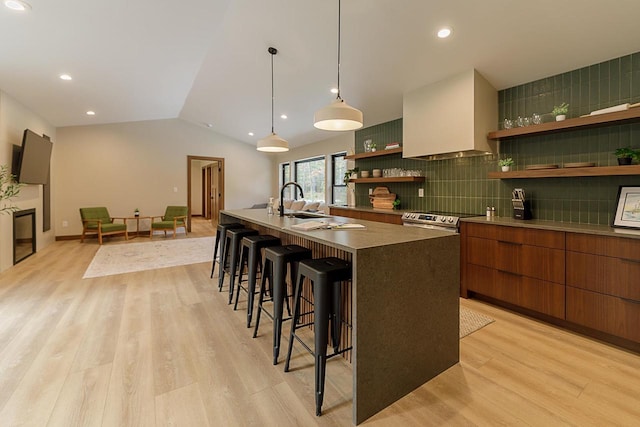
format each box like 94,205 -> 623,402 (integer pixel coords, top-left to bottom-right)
279,181 -> 304,217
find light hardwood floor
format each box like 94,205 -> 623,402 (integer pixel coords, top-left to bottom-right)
1,218 -> 639,426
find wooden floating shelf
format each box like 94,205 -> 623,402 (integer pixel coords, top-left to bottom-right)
345,147 -> 403,160
487,108 -> 640,140
350,176 -> 425,183
488,165 -> 640,179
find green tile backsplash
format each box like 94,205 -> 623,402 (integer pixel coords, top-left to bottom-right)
354,51 -> 640,224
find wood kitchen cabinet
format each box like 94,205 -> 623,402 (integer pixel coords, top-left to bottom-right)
330,207 -> 403,225
565,233 -> 640,343
461,222 -> 565,319
462,221 -> 640,349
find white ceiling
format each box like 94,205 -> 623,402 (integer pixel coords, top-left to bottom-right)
2,0 -> 640,149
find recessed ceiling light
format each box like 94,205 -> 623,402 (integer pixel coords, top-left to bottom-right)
330,88 -> 339,94
280,114 -> 287,119
437,27 -> 452,38
4,0 -> 31,11
248,132 -> 254,136
59,74 -> 72,81
86,111 -> 95,116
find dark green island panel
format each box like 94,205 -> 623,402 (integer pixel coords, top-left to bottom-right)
220,209 -> 460,425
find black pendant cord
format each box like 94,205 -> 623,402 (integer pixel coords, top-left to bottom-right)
269,47 -> 276,134
336,0 -> 342,101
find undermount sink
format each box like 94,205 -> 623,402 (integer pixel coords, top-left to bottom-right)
285,212 -> 328,219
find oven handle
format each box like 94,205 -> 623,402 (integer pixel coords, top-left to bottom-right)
402,222 -> 459,233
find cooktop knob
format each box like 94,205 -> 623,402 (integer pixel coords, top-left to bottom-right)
448,217 -> 455,223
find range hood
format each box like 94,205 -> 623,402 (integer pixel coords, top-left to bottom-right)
402,69 -> 497,160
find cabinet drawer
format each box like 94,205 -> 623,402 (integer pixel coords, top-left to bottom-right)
466,263 -> 496,293
464,222 -> 497,239
467,264 -> 565,318
495,227 -> 564,249
360,211 -> 403,225
330,208 -> 362,219
567,286 -> 640,343
566,233 -> 640,260
495,242 -> 565,284
467,236 -> 496,268
566,251 -> 640,301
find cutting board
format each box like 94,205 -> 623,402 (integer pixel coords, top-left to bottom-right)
369,186 -> 396,209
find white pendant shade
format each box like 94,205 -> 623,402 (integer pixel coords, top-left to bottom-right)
314,98 -> 363,131
256,47 -> 289,152
257,132 -> 289,152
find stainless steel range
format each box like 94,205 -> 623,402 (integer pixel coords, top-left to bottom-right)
401,211 -> 481,232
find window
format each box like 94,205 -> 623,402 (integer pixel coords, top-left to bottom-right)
331,152 -> 347,205
294,156 -> 325,201
280,162 -> 292,199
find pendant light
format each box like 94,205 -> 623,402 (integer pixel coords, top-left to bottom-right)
314,0 -> 363,131
257,47 -> 289,152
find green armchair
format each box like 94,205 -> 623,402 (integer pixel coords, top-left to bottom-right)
79,207 -> 128,244
150,206 -> 188,238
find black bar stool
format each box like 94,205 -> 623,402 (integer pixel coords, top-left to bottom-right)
219,228 -> 258,303
210,222 -> 244,280
283,257 -> 352,416
233,234 -> 282,327
252,244 -> 312,365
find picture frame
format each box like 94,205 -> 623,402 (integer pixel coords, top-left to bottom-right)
612,186 -> 640,229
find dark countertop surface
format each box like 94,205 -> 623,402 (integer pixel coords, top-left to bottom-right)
462,216 -> 640,240
221,208 -> 456,252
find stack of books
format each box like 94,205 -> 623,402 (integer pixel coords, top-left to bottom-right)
385,142 -> 401,150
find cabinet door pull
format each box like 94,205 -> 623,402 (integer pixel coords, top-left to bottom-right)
497,269 -> 520,276
620,297 -> 640,305
497,240 -> 522,246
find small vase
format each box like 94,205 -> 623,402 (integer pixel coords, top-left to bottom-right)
347,183 -> 356,207
555,114 -> 566,121
617,157 -> 633,166
501,166 -> 511,172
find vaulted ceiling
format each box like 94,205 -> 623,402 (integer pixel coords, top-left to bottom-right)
2,0 -> 640,148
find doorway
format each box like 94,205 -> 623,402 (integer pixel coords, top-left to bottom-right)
187,155 -> 225,232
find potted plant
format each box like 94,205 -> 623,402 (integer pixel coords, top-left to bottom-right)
370,142 -> 377,152
498,158 -> 514,172
0,164 -> 22,214
392,199 -> 401,210
343,167 -> 359,185
614,147 -> 639,165
134,208 -> 140,217
552,102 -> 569,121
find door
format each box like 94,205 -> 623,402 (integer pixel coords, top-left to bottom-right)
187,156 -> 225,232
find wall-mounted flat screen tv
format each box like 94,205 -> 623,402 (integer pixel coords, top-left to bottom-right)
15,129 -> 53,185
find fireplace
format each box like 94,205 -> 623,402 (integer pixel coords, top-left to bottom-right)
13,208 -> 36,264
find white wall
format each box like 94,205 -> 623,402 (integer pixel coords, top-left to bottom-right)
0,91 -> 56,272
54,118 -> 275,237
272,132 -> 354,201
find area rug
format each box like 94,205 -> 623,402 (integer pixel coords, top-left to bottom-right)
83,236 -> 214,278
460,306 -> 494,338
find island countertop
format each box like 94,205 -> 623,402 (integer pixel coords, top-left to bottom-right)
220,208 -> 460,425
220,208 -> 454,252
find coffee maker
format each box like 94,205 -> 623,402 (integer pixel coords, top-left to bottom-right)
512,188 -> 532,220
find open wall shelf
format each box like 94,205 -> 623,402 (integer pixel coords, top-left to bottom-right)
488,107 -> 640,141
345,147 -> 403,160
488,165 -> 640,179
349,176 -> 425,183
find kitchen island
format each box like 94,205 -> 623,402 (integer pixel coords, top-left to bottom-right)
220,209 -> 460,424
